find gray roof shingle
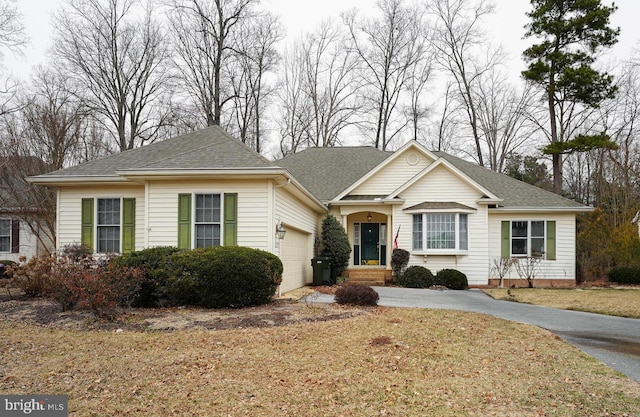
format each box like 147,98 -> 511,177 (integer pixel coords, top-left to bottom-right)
432,151 -> 586,209
277,147 -> 392,201
36,126 -> 274,178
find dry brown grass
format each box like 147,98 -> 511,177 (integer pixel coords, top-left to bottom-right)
2,308 -> 639,416
485,288 -> 640,318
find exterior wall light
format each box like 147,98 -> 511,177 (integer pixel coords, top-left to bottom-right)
276,222 -> 286,239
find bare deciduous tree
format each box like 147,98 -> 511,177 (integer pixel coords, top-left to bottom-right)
474,71 -> 535,172
52,0 -> 172,151
228,11 -> 283,153
276,42 -> 312,156
169,0 -> 257,127
344,0 -> 426,150
427,0 -> 501,166
301,20 -> 361,147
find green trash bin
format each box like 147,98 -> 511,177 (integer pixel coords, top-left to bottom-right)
311,257 -> 331,286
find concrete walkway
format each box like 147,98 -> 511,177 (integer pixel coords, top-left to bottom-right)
307,287 -> 640,383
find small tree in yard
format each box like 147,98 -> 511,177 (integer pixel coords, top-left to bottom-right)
513,256 -> 541,288
320,214 -> 351,283
491,258 -> 515,288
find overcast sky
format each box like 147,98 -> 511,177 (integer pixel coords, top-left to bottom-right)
6,0 -> 639,83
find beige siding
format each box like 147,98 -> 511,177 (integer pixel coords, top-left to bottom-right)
147,179 -> 270,250
488,213 -> 576,282
351,151 -> 434,196
57,185 -> 145,251
275,186 -> 319,290
392,164 -> 490,286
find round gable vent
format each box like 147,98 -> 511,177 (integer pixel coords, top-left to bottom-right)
406,152 -> 419,165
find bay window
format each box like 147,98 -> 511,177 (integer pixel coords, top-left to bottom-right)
412,213 -> 468,252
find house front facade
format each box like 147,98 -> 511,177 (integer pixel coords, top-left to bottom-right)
30,126 -> 591,292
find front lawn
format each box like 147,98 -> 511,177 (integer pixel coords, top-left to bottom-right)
1,307 -> 639,416
484,288 -> 640,318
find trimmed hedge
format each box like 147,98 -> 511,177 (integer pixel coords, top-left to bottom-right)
335,284 -> 379,306
436,268 -> 468,290
397,266 -> 469,290
113,246 -> 184,307
397,265 -> 435,288
607,266 -> 640,285
170,246 -> 283,308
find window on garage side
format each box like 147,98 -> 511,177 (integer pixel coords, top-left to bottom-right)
97,198 -> 121,253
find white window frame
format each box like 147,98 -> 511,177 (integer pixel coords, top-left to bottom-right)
96,198 -> 122,254
411,211 -> 470,254
510,220 -> 546,258
0,218 -> 11,253
194,193 -> 222,248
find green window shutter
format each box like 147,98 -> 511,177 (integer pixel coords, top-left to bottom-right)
177,194 -> 191,249
224,193 -> 237,246
81,198 -> 94,251
501,221 -> 510,259
546,220 -> 556,260
122,198 -> 136,254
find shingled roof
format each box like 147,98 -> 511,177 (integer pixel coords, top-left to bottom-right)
432,151 -> 586,209
33,126 -> 274,179
277,147 -> 392,202
277,145 -> 586,210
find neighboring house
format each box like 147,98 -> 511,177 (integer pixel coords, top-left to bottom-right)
28,126 -> 591,291
633,211 -> 640,238
1,157 -> 55,262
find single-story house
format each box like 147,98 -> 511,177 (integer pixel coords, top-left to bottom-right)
28,126 -> 591,292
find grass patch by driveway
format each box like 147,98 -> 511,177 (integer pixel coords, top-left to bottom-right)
484,288 -> 640,318
1,308 -> 639,416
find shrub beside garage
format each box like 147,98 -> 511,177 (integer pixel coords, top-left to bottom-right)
13,245 -> 284,315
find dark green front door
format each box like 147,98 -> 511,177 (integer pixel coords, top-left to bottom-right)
362,223 -> 379,264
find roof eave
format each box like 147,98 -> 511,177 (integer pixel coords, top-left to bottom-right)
328,198 -> 406,206
489,206 -> 594,213
26,175 -> 128,186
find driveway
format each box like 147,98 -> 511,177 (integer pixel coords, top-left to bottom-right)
308,287 -> 640,383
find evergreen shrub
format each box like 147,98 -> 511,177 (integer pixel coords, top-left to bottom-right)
397,265 -> 435,288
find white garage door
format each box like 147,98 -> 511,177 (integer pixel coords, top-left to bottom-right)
280,228 -> 311,293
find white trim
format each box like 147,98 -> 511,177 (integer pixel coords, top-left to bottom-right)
388,158 -> 501,201
331,141 -> 439,202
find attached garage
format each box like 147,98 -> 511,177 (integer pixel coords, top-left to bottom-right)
279,226 -> 312,293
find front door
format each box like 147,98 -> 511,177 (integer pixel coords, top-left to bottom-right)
361,223 -> 379,264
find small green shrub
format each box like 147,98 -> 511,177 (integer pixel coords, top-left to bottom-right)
0,260 -> 16,278
113,246 -> 183,307
436,268 -> 468,290
397,265 -> 435,288
607,266 -> 640,285
335,284 -> 379,306
170,246 -> 283,308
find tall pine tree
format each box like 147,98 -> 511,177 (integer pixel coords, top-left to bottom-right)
522,0 -> 619,194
